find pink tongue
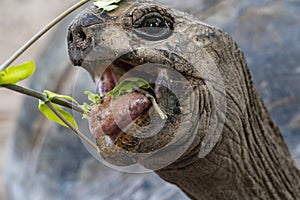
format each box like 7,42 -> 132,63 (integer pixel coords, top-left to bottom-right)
97,67 -> 118,96
92,66 -> 152,141
88,92 -> 151,141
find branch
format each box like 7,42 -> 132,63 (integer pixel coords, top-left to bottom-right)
0,0 -> 90,72
2,84 -> 84,113
3,83 -> 98,152
45,101 -> 98,152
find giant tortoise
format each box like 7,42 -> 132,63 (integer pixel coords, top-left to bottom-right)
6,0 -> 300,199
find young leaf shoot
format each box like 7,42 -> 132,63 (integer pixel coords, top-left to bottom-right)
0,60 -> 35,86
38,100 -> 78,129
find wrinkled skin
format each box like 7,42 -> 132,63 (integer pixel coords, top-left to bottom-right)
67,0 -> 300,199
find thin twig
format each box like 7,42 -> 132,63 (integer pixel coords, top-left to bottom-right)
52,97 -> 83,113
3,84 -> 84,113
3,84 -> 46,100
45,101 -> 98,152
0,0 -> 90,72
3,84 -> 97,151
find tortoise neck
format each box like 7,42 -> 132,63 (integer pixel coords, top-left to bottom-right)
222,41 -> 300,199
156,33 -> 300,199
230,88 -> 300,199
157,90 -> 300,199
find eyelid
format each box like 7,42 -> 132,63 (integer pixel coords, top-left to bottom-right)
133,22 -> 172,41
133,13 -> 164,28
130,7 -> 175,41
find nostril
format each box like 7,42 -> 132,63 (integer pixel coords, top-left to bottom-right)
77,29 -> 87,41
67,26 -> 92,66
68,27 -> 92,51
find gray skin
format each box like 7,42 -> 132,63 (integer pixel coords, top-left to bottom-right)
67,0 -> 300,199
6,0 -> 300,200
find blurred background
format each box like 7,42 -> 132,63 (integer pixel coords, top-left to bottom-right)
0,0 -> 77,198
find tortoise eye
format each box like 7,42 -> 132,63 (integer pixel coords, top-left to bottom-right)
133,13 -> 173,41
143,16 -> 165,28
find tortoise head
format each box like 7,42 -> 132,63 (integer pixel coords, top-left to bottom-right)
67,0 -> 227,170
66,1 -> 300,199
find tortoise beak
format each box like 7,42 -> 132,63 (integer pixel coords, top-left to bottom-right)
67,7 -> 109,66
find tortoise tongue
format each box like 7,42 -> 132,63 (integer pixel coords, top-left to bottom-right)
88,92 -> 151,142
92,64 -> 161,143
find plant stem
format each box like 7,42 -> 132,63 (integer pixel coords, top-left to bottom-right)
3,83 -> 98,151
0,0 -> 90,72
2,84 -> 83,113
0,0 -> 98,153
45,101 -> 98,152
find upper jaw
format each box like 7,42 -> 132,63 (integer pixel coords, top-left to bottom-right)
96,53 -> 172,95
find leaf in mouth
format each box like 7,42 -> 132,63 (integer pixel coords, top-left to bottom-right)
85,90 -> 103,104
83,77 -> 167,120
80,91 -> 103,119
106,77 -> 153,96
145,94 -> 168,120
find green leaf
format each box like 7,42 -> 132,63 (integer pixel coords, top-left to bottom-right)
107,77 -> 153,96
79,102 -> 93,119
43,90 -> 79,105
84,90 -> 102,104
81,91 -> 102,119
81,78 -> 166,120
0,60 -> 35,86
38,100 -> 78,129
107,77 -> 167,119
80,91 -> 103,119
93,0 -> 123,12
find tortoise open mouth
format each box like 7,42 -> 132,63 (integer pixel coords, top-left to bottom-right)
69,43 -> 199,167
66,5 -> 201,167
96,56 -> 156,96
87,50 -> 175,150
81,49 -> 202,169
